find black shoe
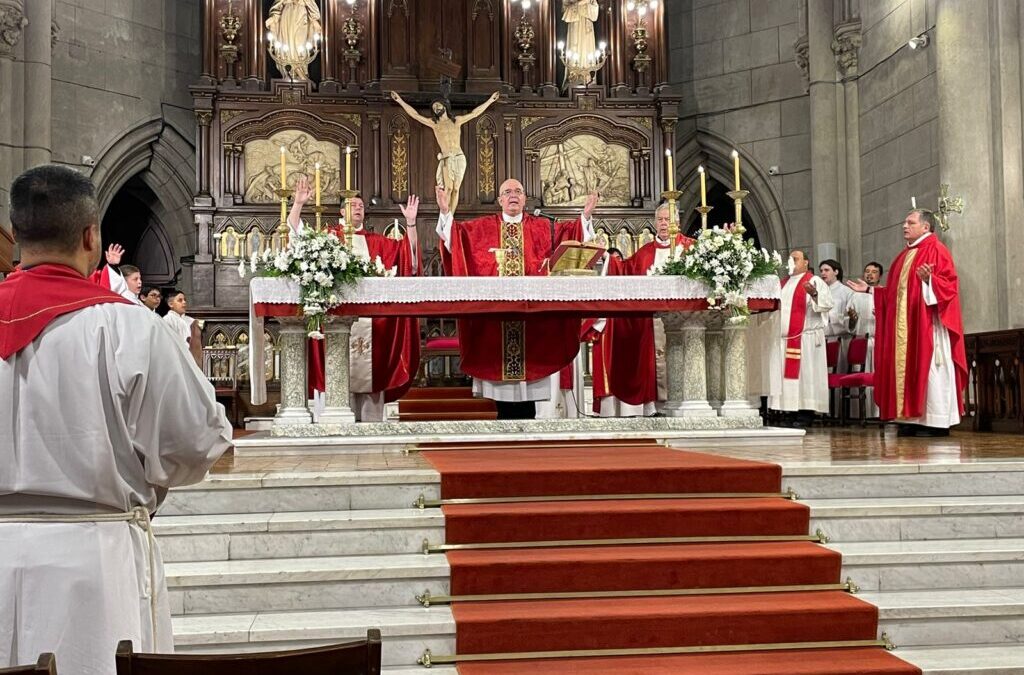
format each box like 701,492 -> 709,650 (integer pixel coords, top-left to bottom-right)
915,427 -> 950,437
896,424 -> 918,437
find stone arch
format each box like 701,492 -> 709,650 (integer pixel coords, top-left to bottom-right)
674,129 -> 790,254
89,117 -> 197,264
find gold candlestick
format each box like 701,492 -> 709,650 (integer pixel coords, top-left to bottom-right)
275,187 -> 293,243
696,204 -> 713,230
313,205 -> 326,231
726,189 -> 749,233
661,189 -> 683,258
339,189 -> 358,245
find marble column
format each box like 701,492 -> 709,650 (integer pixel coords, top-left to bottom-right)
274,318 -> 313,427
658,313 -> 716,417
320,316 -> 357,425
807,0 -> 842,262
935,0 -> 1013,332
0,1 -> 25,228
833,19 -> 862,269
719,322 -> 759,417
22,0 -> 50,167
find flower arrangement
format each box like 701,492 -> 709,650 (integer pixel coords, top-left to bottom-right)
653,225 -> 782,317
243,226 -> 388,337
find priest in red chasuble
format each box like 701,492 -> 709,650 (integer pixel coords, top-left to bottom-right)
435,178 -> 599,419
847,209 -> 966,437
595,204 -> 695,416
288,177 -> 421,421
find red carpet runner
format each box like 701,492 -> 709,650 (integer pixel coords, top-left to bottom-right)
421,445 -> 920,675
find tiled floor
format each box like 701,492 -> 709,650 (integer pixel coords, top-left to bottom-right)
212,427 -> 1024,475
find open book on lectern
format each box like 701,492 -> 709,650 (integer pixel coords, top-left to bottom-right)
548,241 -> 607,276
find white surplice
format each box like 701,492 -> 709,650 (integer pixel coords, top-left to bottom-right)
436,212 -> 595,405
768,274 -> 834,413
0,303 -> 233,675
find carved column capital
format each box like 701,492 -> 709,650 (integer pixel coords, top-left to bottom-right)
195,109 -> 214,127
832,20 -> 862,79
793,36 -> 810,93
0,4 -> 27,60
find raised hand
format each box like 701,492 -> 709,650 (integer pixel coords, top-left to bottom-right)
489,91 -> 500,103
846,278 -> 869,293
293,175 -> 312,207
916,263 -> 933,283
435,185 -> 451,215
399,194 -> 420,224
105,243 -> 124,266
802,281 -> 818,298
582,191 -> 600,220
390,90 -> 401,102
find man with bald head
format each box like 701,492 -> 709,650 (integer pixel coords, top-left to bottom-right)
436,179 -> 599,419
595,203 -> 696,416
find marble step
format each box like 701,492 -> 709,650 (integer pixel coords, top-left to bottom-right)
165,554 -> 449,616
807,495 -> 1024,542
899,644 -> 1024,674
832,537 -> 1024,592
160,469 -> 439,515
868,587 -> 1024,648
172,606 -> 456,669
782,462 -> 1024,499
154,508 -> 444,562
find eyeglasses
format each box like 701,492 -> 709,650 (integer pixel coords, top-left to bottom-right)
500,188 -> 525,197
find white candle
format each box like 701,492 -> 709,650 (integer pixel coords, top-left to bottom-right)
698,165 -> 706,207
731,149 -> 741,190
911,196 -> 917,209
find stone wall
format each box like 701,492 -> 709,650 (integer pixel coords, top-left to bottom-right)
51,0 -> 199,167
857,0 -> 937,271
667,0 -> 811,253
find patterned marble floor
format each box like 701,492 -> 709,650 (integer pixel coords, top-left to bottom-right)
213,428 -> 1024,475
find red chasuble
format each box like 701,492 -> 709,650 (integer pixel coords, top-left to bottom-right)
0,264 -> 131,359
307,228 -> 421,401
604,235 -> 695,406
439,213 -> 584,382
872,234 -> 967,420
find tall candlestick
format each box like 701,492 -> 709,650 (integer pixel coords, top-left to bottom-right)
665,149 -> 675,191
731,149 -> 741,190
315,163 -> 321,206
280,146 -> 287,189
345,146 -> 352,191
698,165 -> 707,207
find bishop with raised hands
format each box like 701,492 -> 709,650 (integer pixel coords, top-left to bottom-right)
435,179 -> 599,419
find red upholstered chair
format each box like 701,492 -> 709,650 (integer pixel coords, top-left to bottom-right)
833,336 -> 874,426
825,339 -> 842,423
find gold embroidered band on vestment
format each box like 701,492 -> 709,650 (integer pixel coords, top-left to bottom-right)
894,248 -> 918,419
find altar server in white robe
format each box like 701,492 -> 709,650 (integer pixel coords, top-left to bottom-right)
0,165 -> 234,675
768,250 -> 834,425
820,259 -> 853,372
847,261 -> 883,417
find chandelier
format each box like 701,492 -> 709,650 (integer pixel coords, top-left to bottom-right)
266,29 -> 322,80
558,39 -> 608,89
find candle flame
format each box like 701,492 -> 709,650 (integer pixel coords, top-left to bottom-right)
731,149 -> 739,158
665,149 -> 672,157
698,165 -> 705,174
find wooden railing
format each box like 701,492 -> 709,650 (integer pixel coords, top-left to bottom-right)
963,329 -> 1024,434
0,226 -> 14,274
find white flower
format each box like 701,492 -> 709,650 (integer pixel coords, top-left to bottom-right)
250,252 -> 259,273
237,259 -> 246,278
308,330 -> 325,340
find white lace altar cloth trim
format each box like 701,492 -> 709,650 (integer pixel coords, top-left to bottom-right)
250,275 -> 781,305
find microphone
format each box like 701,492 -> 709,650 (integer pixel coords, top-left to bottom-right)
532,208 -> 558,258
533,207 -> 557,220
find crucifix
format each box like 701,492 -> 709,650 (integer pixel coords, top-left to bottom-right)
936,183 -> 964,232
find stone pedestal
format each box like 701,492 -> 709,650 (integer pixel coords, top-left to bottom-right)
718,322 -> 759,417
274,318 -> 313,427
659,313 -> 716,418
320,316 -> 357,425
705,327 -> 724,410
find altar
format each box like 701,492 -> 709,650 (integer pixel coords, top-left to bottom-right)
249,275 -> 781,439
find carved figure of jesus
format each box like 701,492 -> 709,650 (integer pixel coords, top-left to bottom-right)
390,90 -> 500,216
265,0 -> 323,80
